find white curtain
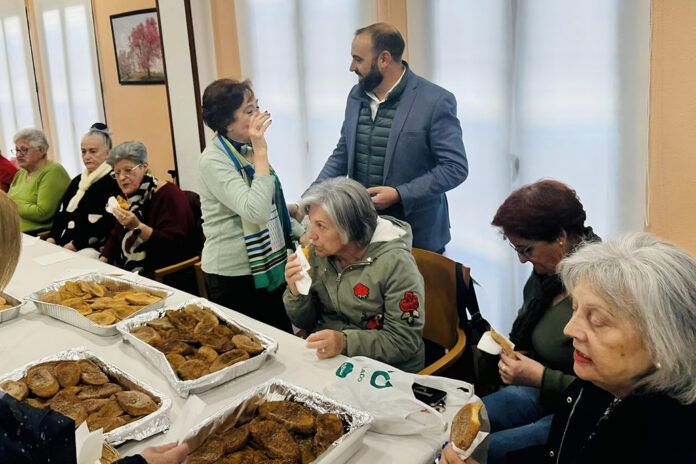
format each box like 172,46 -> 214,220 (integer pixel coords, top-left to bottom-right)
32,0 -> 104,176
0,0 -> 41,157
410,0 -> 650,331
233,0 -> 649,332
234,0 -> 373,200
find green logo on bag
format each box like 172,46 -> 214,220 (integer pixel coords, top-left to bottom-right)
336,362 -> 354,378
370,370 -> 393,389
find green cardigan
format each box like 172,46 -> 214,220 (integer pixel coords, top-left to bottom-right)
518,272 -> 577,410
8,161 -> 70,233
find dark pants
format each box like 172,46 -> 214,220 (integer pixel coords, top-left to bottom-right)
203,272 -> 293,334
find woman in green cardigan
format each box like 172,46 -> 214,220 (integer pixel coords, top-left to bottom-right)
7,128 -> 70,233
483,179 -> 600,463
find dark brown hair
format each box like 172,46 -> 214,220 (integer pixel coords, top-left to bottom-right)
355,23 -> 405,62
492,179 -> 587,242
201,79 -> 253,134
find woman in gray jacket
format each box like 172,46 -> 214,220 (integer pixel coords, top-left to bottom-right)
283,177 -> 425,372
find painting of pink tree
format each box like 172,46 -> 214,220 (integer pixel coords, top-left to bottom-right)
110,10 -> 165,84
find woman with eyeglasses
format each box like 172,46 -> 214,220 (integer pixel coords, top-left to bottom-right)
7,128 -> 70,233
46,123 -> 120,255
99,141 -> 197,277
481,179 -> 600,463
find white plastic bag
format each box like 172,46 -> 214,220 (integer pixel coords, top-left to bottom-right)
324,356 -> 474,436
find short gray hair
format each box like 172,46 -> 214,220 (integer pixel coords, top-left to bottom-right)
13,128 -> 49,152
107,141 -> 147,166
300,177 -> 377,247
558,232 -> 696,404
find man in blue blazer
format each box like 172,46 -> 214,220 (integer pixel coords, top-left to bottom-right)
313,23 -> 468,253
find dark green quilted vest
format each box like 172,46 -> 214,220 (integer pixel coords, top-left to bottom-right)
353,77 -> 408,188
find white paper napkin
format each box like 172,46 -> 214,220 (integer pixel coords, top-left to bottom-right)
162,394 -> 207,444
477,330 -> 515,356
294,244 -> 312,295
105,196 -> 119,215
74,421 -> 104,464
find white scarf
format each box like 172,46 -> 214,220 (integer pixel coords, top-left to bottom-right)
66,162 -> 112,213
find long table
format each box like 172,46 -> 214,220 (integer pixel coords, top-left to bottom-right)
3,235 -> 448,463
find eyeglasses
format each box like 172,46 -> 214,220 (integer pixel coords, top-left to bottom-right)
11,146 -> 34,156
506,238 -> 535,258
110,163 -> 142,179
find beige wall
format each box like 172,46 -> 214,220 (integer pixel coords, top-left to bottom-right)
647,0 -> 696,254
92,0 -> 175,181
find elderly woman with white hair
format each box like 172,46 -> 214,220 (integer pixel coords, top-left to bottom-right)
100,141 -> 197,278
284,177 -> 425,372
47,123 -> 120,253
7,128 -> 70,233
441,232 -> 696,464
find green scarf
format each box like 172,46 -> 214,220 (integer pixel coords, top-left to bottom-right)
216,134 -> 293,290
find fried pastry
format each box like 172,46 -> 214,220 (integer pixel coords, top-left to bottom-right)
451,401 -> 483,451
132,326 -> 162,345
77,383 -> 123,400
232,334 -> 264,356
74,304 -> 93,316
165,353 -> 186,371
26,366 -> 60,398
210,349 -> 249,373
195,346 -> 219,363
177,359 -> 208,380
220,423 -> 250,453
193,310 -> 219,335
25,397 -> 50,409
166,309 -> 197,332
124,292 -> 160,306
60,296 -> 86,307
78,281 -> 105,297
87,311 -> 117,325
90,398 -> 124,419
64,281 -> 84,297
218,449 -> 256,464
147,317 -> 175,331
78,360 -> 109,385
81,398 -> 110,413
0,379 -> 28,401
87,414 -> 126,433
249,418 -> 301,462
296,437 -> 316,464
188,435 -> 226,464
163,340 -> 194,356
116,195 -> 129,210
40,291 -> 62,304
52,401 -> 87,427
110,305 -> 141,320
49,389 -> 80,409
55,361 -> 81,387
196,331 -> 228,351
313,413 -> 344,455
259,401 -> 316,434
115,391 -> 158,416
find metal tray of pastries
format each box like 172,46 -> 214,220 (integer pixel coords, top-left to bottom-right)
26,272 -> 172,336
182,379 -> 373,464
0,347 -> 171,446
0,291 -> 24,324
116,298 -> 279,397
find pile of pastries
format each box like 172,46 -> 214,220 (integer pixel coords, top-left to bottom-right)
40,280 -> 162,325
131,304 -> 265,381
0,359 -> 160,432
188,400 -> 345,464
0,295 -> 13,310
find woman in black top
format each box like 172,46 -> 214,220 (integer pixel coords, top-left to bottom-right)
47,123 -> 120,253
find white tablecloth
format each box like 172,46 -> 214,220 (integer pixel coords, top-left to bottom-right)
2,235 -> 448,463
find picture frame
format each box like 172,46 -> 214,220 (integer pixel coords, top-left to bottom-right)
110,9 -> 165,85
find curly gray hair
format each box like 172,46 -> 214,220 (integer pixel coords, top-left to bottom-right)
558,232 -> 696,404
13,128 -> 49,154
107,141 -> 147,166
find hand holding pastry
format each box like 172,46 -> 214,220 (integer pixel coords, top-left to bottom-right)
498,351 -> 544,387
113,207 -> 140,230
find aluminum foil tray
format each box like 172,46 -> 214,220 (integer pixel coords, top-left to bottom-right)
25,272 -> 172,336
182,379 -> 374,464
0,347 -> 172,446
0,291 -> 24,324
116,298 -> 279,397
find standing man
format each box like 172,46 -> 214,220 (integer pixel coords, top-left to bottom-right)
313,23 -> 468,253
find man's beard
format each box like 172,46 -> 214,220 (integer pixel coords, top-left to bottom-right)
358,59 -> 383,93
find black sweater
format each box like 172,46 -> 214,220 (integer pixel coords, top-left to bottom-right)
511,380 -> 696,463
49,173 -> 121,250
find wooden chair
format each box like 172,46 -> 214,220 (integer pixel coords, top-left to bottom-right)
194,261 -> 209,300
413,248 -> 468,376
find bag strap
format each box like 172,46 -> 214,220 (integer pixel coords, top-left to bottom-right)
455,263 -> 485,332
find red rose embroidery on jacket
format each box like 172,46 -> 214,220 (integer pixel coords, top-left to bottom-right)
399,291 -> 420,325
353,283 -> 369,300
362,313 -> 384,330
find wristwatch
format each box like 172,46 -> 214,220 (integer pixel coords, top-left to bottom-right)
132,222 -> 142,236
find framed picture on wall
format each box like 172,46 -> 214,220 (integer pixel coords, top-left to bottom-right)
110,9 -> 165,85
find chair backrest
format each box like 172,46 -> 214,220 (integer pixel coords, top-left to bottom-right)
183,190 -> 205,255
412,248 -> 472,350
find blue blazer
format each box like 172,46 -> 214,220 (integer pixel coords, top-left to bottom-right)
314,67 -> 468,252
